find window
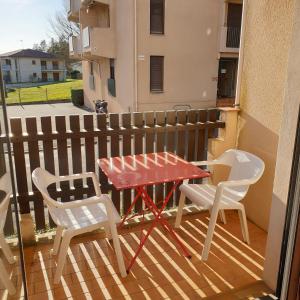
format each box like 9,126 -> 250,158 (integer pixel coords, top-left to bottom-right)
52,61 -> 59,69
41,60 -> 47,70
150,56 -> 164,92
109,59 -> 115,79
32,60 -> 36,65
5,59 -> 11,66
89,62 -> 94,76
33,73 -> 37,78
150,0 -> 165,34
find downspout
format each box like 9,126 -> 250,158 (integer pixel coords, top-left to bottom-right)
133,0 -> 138,112
234,0 -> 247,107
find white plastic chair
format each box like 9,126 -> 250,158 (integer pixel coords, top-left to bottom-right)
32,168 -> 127,284
0,173 -> 16,295
175,149 -> 265,260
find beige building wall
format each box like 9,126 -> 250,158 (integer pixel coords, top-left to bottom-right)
237,0 -> 295,231
82,60 -> 103,110
78,0 -> 229,113
136,0 -> 221,112
263,1 -> 299,290
80,1 -> 127,112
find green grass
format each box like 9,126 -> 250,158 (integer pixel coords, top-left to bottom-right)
6,79 -> 83,104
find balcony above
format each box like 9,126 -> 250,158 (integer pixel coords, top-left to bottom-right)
82,26 -> 116,59
220,26 -> 241,53
67,0 -> 81,22
69,35 -> 82,59
81,0 -> 111,8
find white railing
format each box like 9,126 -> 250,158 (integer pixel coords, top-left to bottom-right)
220,26 -> 240,53
69,36 -> 74,52
69,35 -> 82,56
82,27 -> 90,48
2,64 -> 11,71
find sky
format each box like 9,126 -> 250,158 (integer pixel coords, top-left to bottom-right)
0,0 -> 65,54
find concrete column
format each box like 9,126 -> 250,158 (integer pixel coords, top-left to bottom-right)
208,107 -> 239,184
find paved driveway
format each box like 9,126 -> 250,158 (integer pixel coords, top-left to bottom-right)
7,102 -> 93,119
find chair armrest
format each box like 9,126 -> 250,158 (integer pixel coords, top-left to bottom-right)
57,172 -> 101,196
191,160 -> 217,166
219,178 -> 253,188
60,194 -> 109,209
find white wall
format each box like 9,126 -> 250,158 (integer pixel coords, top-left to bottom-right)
263,1 -> 299,290
19,58 -> 42,82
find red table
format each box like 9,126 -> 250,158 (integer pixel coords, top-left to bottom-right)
98,152 -> 210,272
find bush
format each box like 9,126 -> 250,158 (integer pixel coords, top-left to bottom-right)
71,89 -> 84,106
70,70 -> 81,79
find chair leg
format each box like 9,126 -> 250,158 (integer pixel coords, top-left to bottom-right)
104,224 -> 112,240
0,258 -> 15,295
0,233 -> 15,264
174,192 -> 186,228
52,226 -> 63,256
238,207 -> 250,244
201,206 -> 219,261
109,223 -> 127,277
219,210 -> 227,224
54,233 -> 72,284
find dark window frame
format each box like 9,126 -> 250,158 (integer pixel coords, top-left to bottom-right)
150,55 -> 164,93
109,59 -> 115,80
90,62 -> 94,76
32,60 -> 36,65
32,72 -> 37,78
52,61 -> 59,69
150,0 -> 165,35
5,59 -> 11,66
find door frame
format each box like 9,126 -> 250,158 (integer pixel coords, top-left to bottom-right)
277,105 -> 300,299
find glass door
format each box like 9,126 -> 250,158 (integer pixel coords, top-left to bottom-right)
0,66 -> 28,299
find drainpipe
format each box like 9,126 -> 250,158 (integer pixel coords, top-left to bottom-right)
234,0 -> 247,107
133,0 -> 138,112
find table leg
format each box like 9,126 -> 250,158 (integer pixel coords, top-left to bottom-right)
139,184 -> 191,258
125,183 -> 191,273
118,188 -> 143,229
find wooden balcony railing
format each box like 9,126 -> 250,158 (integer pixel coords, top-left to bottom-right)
0,109 -> 224,234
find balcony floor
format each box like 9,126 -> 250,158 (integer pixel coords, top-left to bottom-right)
22,210 -> 267,299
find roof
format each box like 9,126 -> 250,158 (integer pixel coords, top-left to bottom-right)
0,49 -> 58,59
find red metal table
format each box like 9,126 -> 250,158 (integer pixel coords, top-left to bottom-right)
98,152 -> 210,273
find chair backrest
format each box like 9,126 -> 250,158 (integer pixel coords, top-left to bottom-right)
32,168 -> 59,209
216,149 -> 265,194
0,173 -> 12,231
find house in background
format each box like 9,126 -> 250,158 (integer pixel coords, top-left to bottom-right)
68,0 -> 242,113
0,49 -> 66,84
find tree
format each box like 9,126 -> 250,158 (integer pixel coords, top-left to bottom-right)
33,40 -> 48,52
48,7 -> 80,42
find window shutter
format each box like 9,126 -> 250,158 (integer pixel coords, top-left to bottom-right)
150,0 -> 165,34
150,56 -> 164,92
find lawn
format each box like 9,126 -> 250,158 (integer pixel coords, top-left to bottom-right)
5,79 -> 83,104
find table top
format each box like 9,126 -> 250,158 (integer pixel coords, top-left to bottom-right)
98,152 -> 210,190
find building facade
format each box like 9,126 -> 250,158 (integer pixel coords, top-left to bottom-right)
0,49 -> 66,84
68,0 -> 242,112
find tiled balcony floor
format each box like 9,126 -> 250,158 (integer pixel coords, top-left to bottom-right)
22,211 -> 267,300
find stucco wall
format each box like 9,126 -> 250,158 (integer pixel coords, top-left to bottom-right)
82,60 -> 103,110
263,1 -> 299,290
136,0 -> 221,111
237,0 -> 295,231
81,0 -> 226,112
